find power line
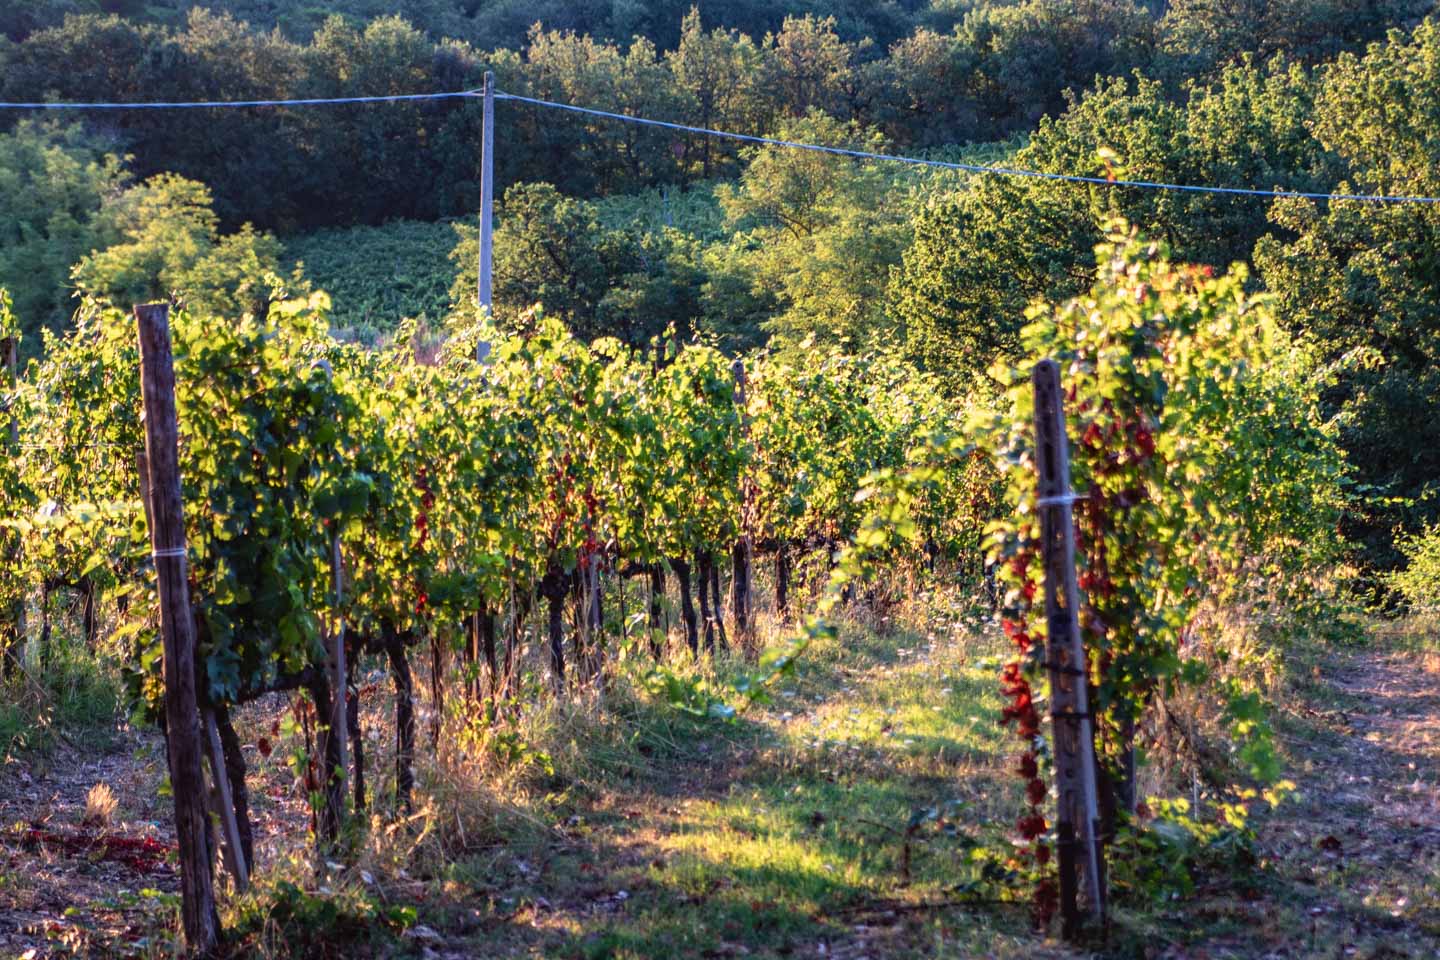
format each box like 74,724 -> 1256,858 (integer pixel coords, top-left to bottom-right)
496,90 -> 1440,205
0,90 -> 483,110
1,84 -> 1435,204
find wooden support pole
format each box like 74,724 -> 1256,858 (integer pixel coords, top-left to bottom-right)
1032,359 -> 1106,938
730,359 -> 753,648
477,69 -> 495,362
140,448 -> 250,890
2,331 -> 24,676
328,531 -> 348,831
135,302 -> 219,954
205,709 -> 250,891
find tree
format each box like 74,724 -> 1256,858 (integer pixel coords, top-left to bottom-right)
715,112 -> 909,348
1158,0 -> 1428,78
1254,19 -> 1440,572
73,173 -> 284,316
0,0 -> 99,42
864,27 -> 981,148
450,182 -> 700,345
300,15 -> 449,224
0,121 -> 127,341
666,8 -> 770,179
762,14 -> 868,121
957,0 -> 1157,138
890,60 -> 1332,380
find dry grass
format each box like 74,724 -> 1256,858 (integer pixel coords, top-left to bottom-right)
5,575 -> 1440,958
82,781 -> 118,827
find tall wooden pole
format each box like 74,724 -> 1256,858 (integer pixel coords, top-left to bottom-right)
311,358 -> 348,835
730,358 -> 753,648
1,331 -> 24,676
328,531 -> 348,831
477,69 -> 495,362
135,303 -> 219,953
1032,359 -> 1105,938
139,448 -> 248,893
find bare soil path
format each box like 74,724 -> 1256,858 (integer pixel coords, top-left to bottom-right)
1160,648 -> 1440,959
0,641 -> 1436,958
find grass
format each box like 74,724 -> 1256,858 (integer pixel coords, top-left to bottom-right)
390,589 -> 1045,959
0,622 -> 124,762
5,581 -> 1439,958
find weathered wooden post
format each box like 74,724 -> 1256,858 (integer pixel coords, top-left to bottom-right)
328,530 -> 348,829
140,447 -> 248,892
1,326 -> 24,677
1032,359 -> 1105,938
135,302 -> 220,953
730,359 -> 754,649
205,710 -> 250,890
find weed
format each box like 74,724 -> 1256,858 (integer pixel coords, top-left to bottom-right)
84,782 -> 118,827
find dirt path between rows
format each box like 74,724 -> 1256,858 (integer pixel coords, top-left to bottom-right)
0,645 -> 1436,958
1177,648 -> 1440,958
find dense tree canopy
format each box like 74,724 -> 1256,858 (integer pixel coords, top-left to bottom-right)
2,2 -> 1423,235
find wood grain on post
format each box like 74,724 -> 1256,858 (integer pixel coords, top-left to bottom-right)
2,333 -> 25,673
730,358 -> 754,646
1032,359 -> 1106,938
143,429 -> 248,895
135,303 -> 220,952
205,709 -> 250,891
154,427 -> 246,890
329,531 -> 348,831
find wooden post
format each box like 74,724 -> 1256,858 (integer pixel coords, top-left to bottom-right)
477,69 -> 495,362
205,709 -> 250,891
1,331 -> 24,676
328,531 -> 348,830
1032,359 -> 1105,938
141,447 -> 247,893
730,359 -> 753,647
135,303 -> 220,953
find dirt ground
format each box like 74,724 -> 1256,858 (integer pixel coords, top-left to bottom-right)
1,642 -> 1436,959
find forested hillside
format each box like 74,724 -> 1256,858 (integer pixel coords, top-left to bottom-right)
2,2 -> 1439,957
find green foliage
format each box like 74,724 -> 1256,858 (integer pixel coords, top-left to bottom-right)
954,0 -> 1157,136
0,286 -> 14,342
1,0 -> 1430,245
0,626 -> 123,758
593,181 -> 727,241
890,59 -> 1333,381
0,260 -> 996,731
1255,20 -> 1440,571
0,121 -> 128,341
230,879 -> 416,956
715,112 -> 916,349
452,183 -> 705,346
73,173 -> 285,317
980,221 -> 1344,831
1157,0 -> 1429,78
0,121 -> 289,342
1387,524 -> 1440,613
1108,797 -> 1258,904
